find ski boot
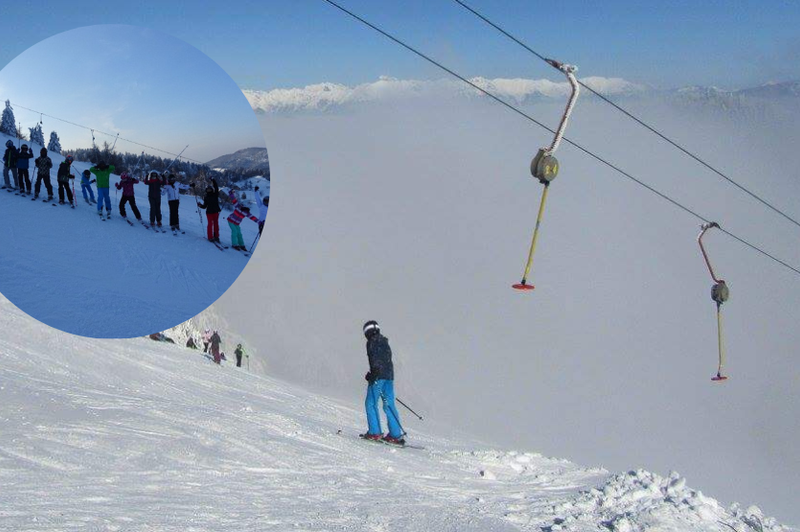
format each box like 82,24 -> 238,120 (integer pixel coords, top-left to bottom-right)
359,433 -> 382,441
382,434 -> 406,446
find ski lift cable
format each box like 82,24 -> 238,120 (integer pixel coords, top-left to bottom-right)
321,0 -> 800,279
449,0 -> 800,232
9,102 -> 204,165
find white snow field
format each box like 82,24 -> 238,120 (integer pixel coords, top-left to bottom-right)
0,133 -> 262,338
0,296 -> 791,532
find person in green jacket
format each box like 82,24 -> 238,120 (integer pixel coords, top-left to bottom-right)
90,161 -> 115,217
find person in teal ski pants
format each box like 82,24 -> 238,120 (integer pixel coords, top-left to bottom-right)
361,320 -> 404,444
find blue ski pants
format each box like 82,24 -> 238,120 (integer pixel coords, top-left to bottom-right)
97,187 -> 111,212
81,183 -> 95,202
365,379 -> 403,438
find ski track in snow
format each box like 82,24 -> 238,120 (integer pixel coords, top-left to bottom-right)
0,298 -> 792,531
0,136 -> 261,337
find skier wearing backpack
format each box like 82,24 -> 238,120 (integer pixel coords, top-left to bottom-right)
360,320 -> 404,445
90,161 -> 115,217
143,171 -> 164,227
210,330 -> 222,365
80,169 -> 96,204
56,155 -> 76,206
16,144 -> 34,195
197,178 -> 221,242
115,172 -> 143,221
226,189 -> 260,251
33,148 -> 54,201
2,140 -> 19,190
162,174 -> 191,232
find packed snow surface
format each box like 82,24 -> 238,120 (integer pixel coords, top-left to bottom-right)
0,133 -> 262,337
0,296 -> 791,532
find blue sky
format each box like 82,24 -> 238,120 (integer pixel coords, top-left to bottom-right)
2,0 -> 799,93
0,24 -> 265,162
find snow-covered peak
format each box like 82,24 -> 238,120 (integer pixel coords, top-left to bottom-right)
243,75 -> 648,113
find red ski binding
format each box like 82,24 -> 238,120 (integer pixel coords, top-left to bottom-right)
512,283 -> 535,291
711,373 -> 728,382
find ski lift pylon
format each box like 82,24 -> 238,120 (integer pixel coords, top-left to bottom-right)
513,60 -> 580,290
697,222 -> 730,381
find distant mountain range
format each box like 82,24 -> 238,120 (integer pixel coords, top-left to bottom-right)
243,77 -> 800,114
206,147 -> 270,174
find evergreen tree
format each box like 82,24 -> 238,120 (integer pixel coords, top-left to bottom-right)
47,131 -> 62,154
0,100 -> 15,137
28,123 -> 45,147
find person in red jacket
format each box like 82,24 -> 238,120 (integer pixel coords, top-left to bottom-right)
115,172 -> 142,221
226,189 -> 259,250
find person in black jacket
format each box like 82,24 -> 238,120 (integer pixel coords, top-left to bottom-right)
34,148 -> 54,201
143,171 -> 164,227
197,178 -> 221,242
15,144 -> 34,195
360,320 -> 404,444
56,155 -> 75,206
2,140 -> 19,190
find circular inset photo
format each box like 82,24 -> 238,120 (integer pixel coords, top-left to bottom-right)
0,25 -> 270,338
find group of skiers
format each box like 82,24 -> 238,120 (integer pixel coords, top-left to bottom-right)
2,141 -> 269,248
185,329 -> 249,368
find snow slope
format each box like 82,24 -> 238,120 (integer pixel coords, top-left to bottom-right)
0,133 -> 261,338
0,295 -> 791,532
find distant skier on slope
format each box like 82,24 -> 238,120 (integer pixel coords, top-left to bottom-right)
115,172 -> 143,222
2,140 -> 19,190
197,178 -> 221,243
143,171 -> 164,228
253,185 -> 269,236
234,343 -> 245,368
90,161 -> 115,217
226,189 -> 259,251
80,169 -> 96,204
210,330 -> 222,365
162,174 -> 191,232
186,337 -> 197,350
360,320 -> 405,445
202,329 -> 212,353
33,148 -> 54,201
56,155 -> 76,206
16,144 -> 33,195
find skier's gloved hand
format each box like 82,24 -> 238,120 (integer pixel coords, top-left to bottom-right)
91,179 -> 96,184
254,186 -> 259,191
258,222 -> 264,231
365,371 -> 373,382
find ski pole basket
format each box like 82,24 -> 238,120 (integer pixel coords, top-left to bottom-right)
513,60 -> 579,290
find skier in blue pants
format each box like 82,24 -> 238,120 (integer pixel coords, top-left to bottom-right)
80,169 -> 96,204
361,320 -> 404,445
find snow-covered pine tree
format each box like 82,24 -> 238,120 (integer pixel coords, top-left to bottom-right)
0,101 -> 16,137
28,123 -> 45,147
47,131 -> 62,154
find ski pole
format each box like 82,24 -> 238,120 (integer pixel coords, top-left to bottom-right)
194,195 -> 205,232
396,397 -> 423,421
164,145 -> 189,174
379,390 -> 407,437
249,231 -> 261,253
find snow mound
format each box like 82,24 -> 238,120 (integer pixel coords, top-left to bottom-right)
546,469 -> 787,532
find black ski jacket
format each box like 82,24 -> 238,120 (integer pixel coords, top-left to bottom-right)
144,176 -> 164,199
3,146 -> 18,168
35,156 -> 52,176
198,179 -> 221,214
57,161 -> 73,183
366,333 -> 394,381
